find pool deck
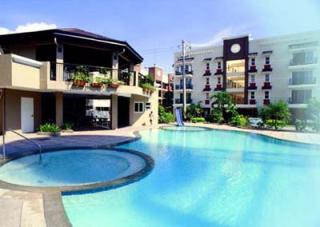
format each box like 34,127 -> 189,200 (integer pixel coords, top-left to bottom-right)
0,124 -> 319,227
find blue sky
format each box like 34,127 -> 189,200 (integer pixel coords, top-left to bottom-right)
1,0 -> 320,72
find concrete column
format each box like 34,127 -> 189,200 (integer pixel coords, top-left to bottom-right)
111,53 -> 119,81
55,43 -> 64,81
55,92 -> 63,127
111,94 -> 118,129
129,63 -> 134,86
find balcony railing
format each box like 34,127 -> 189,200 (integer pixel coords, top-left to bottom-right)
247,83 -> 257,90
50,62 -> 134,86
249,99 -> 256,105
289,58 -> 318,66
205,99 -> 210,105
288,97 -> 310,104
203,85 -> 211,91
175,84 -> 193,90
263,99 -> 271,105
175,99 -> 192,104
214,68 -> 223,75
289,77 -> 316,85
262,64 -> 272,72
262,82 -> 272,90
203,70 -> 211,76
248,65 -> 257,73
175,70 -> 193,75
214,84 -> 223,91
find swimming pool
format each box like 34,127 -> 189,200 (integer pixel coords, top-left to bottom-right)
63,128 -> 320,227
0,149 -> 147,187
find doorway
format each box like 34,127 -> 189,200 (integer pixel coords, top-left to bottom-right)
21,97 -> 34,132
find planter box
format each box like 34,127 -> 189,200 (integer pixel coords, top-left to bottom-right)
37,131 -> 61,137
73,80 -> 86,87
109,83 -> 120,89
90,83 -> 103,88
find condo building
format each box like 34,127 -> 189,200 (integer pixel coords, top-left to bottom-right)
0,28 -> 158,133
173,30 -> 320,120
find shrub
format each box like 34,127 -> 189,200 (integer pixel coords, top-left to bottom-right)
295,119 -> 307,132
265,119 -> 286,129
61,122 -> 74,130
186,103 -> 203,120
141,83 -> 156,93
39,123 -> 61,133
159,106 -> 174,123
259,101 -> 290,130
230,114 -> 248,127
191,117 -> 206,123
307,98 -> 320,133
209,108 -> 224,123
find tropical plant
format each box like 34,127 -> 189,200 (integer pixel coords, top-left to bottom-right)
71,66 -> 90,82
186,103 -> 203,120
141,83 -> 156,93
259,101 -> 290,130
209,108 -> 224,124
61,122 -> 74,130
191,117 -> 206,123
159,106 -> 174,123
295,119 -> 307,132
210,91 -> 237,123
39,123 -> 61,133
307,98 -> 320,133
230,114 -> 248,127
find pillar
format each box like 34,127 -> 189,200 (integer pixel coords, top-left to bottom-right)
111,52 -> 119,81
111,94 -> 118,129
55,92 -> 63,127
55,42 -> 64,81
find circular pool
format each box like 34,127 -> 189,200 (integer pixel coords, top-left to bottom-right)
0,149 -> 151,188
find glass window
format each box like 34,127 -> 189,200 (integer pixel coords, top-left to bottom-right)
265,74 -> 270,82
134,102 -> 145,113
265,91 -> 269,99
206,63 -> 210,70
206,78 -> 209,84
251,58 -> 255,66
218,62 -> 221,69
206,93 -> 209,99
250,91 -> 255,99
266,56 -> 270,65
250,75 -> 255,83
217,77 -> 221,84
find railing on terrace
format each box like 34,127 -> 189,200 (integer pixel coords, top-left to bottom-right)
289,58 -> 318,66
50,62 -> 136,86
289,77 -> 316,85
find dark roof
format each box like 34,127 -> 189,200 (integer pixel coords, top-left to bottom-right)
262,50 -> 273,55
203,57 -> 212,61
248,52 -> 258,56
0,28 -> 143,63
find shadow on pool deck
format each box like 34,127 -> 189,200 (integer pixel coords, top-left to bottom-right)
0,134 -> 137,159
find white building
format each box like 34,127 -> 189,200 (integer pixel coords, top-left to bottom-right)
173,30 -> 320,120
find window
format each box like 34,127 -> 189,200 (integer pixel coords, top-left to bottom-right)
145,102 -> 151,109
134,102 -> 144,113
206,93 -> 209,99
250,75 -> 255,83
217,77 -> 221,84
206,78 -> 210,84
265,91 -> 269,99
250,91 -> 255,99
251,58 -> 256,66
217,62 -> 221,69
206,63 -> 210,70
265,74 -> 270,82
265,56 -> 270,65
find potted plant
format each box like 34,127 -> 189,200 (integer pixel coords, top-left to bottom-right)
71,66 -> 90,87
141,83 -> 155,94
109,80 -> 124,89
38,123 -> 61,136
90,76 -> 104,88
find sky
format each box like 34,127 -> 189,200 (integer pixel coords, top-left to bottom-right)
1,0 -> 320,72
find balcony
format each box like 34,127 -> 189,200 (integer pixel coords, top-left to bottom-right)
247,83 -> 257,90
248,65 -> 258,73
289,58 -> 317,66
263,99 -> 271,105
175,84 -> 193,90
214,68 -> 223,75
288,78 -> 317,89
203,70 -> 212,76
288,97 -> 309,108
203,85 -> 211,92
262,82 -> 272,90
262,64 -> 272,72
174,99 -> 192,105
249,99 -> 256,105
175,70 -> 193,77
204,99 -> 210,105
214,84 -> 223,91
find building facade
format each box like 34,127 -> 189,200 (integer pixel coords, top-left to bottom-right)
0,28 -> 158,133
173,30 -> 320,120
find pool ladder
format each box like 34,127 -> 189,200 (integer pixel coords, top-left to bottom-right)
2,130 -> 42,163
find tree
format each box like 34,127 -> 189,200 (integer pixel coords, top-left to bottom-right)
307,98 -> 320,132
259,101 -> 290,130
210,92 -> 237,123
158,105 -> 174,123
186,103 -> 203,120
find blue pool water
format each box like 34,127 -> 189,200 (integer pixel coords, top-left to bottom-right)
0,149 -> 146,187
61,128 -> 320,227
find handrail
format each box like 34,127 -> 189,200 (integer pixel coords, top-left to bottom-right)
10,130 -> 42,162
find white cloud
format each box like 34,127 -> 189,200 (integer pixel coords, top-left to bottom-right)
190,26 -> 252,48
0,22 -> 57,35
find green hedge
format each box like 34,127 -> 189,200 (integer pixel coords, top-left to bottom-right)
230,114 -> 248,127
191,117 -> 206,123
39,123 -> 61,133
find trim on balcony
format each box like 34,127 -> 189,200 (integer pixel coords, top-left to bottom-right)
262,82 -> 272,90
262,64 -> 272,72
247,83 -> 257,90
12,54 -> 42,68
